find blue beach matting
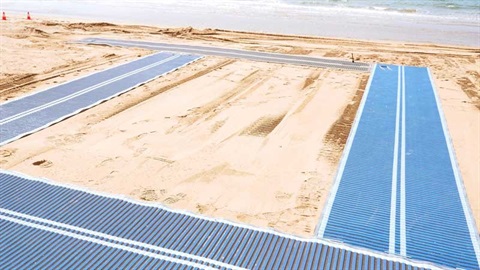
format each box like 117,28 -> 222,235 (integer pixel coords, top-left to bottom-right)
0,170 -> 442,270
317,64 -> 480,269
0,52 -> 202,146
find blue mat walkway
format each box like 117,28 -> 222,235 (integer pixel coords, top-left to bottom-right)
0,52 -> 201,146
317,64 -> 480,269
0,171 -> 439,270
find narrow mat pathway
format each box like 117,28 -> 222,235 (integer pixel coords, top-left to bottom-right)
0,52 -> 201,146
78,38 -> 370,72
317,64 -> 480,270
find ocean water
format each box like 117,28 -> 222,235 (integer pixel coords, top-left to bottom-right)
283,0 -> 480,20
2,0 -> 479,46
11,0 -> 476,21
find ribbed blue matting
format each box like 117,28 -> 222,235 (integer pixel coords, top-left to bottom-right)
0,52 -> 201,146
0,171 -> 439,270
317,64 -> 480,270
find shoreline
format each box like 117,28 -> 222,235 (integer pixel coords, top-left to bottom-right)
2,1 -> 480,47
3,11 -> 480,51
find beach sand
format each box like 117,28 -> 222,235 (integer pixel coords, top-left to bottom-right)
1,14 -> 479,236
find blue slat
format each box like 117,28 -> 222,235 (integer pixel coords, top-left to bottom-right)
155,213 -> 186,246
358,253 -> 365,270
223,227 -> 247,263
184,220 -> 215,255
249,232 -> 273,269
318,245 -> 331,269
194,222 -> 225,257
210,225 -> 237,261
218,225 -> 244,262
257,234 -> 282,269
343,250 -> 352,270
281,238 -> 298,269
177,219 -> 213,253
203,223 -> 231,260
330,248 -> 340,270
118,205 -> 151,239
236,230 -> 262,268
274,238 -> 293,269
287,240 -> 303,269
164,215 -> 195,249
264,235 -> 286,269
298,241 -> 314,270
146,210 -> 177,244
303,242 -> 316,270
137,209 -> 169,243
170,215 -> 206,251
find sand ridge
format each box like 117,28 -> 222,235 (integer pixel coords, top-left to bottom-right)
0,15 -> 479,236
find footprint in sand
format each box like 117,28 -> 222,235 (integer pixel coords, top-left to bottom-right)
86,113 -> 98,119
163,193 -> 187,204
136,188 -> 166,201
123,133 -> 151,149
236,213 -> 251,223
134,147 -> 148,157
140,189 -> 158,201
196,204 -> 210,214
97,158 -> 113,168
132,119 -> 151,125
49,133 -> 86,146
304,224 -> 312,234
104,170 -> 119,179
275,191 -> 293,200
0,149 -> 16,158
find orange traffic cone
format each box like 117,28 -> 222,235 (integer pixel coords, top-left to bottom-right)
27,12 -> 31,20
2,12 -> 6,21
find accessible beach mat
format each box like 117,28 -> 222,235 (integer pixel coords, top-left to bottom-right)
0,52 -> 202,146
0,170 -> 441,270
78,38 -> 371,72
317,64 -> 480,270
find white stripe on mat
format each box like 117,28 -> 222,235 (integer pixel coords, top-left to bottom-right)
0,55 -> 180,125
400,66 -> 407,256
389,66 -> 402,254
0,208 -> 246,270
0,169 -> 446,270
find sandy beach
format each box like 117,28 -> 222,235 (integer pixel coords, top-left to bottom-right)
0,14 -> 479,237
4,0 -> 480,47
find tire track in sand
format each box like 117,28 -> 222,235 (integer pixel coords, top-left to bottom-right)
92,59 -> 237,124
168,66 -> 277,133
